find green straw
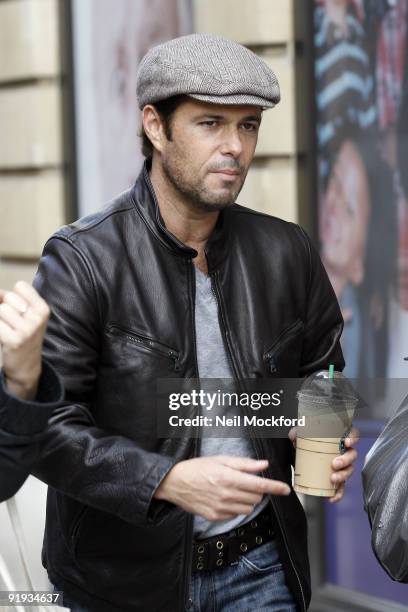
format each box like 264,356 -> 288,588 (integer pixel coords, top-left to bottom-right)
328,364 -> 334,379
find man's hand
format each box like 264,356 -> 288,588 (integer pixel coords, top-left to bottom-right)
0,281 -> 50,401
289,427 -> 359,503
328,427 -> 359,503
154,455 -> 290,521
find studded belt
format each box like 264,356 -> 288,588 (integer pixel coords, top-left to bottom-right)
192,504 -> 274,572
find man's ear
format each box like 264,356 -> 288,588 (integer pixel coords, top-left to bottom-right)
142,105 -> 167,154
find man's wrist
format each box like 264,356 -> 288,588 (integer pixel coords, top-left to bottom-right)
153,464 -> 177,502
4,373 -> 40,401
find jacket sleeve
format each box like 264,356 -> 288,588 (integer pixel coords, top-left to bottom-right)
296,226 -> 345,375
32,236 -> 177,525
0,361 -> 63,502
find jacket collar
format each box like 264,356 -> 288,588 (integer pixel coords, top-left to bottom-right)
131,158 -> 232,273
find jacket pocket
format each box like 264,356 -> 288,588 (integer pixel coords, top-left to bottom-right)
106,323 -> 181,372
70,505 -> 89,556
263,319 -> 305,375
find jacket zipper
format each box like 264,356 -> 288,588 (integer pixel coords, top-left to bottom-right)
182,261 -> 201,611
106,323 -> 181,371
210,270 -> 242,383
144,164 -> 196,610
264,319 -> 305,374
211,271 -> 307,612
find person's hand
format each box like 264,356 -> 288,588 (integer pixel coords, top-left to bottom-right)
0,282 -> 50,400
154,455 -> 290,521
289,427 -> 359,503
329,427 -> 359,503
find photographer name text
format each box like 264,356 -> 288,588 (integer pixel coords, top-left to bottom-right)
168,415 -> 305,427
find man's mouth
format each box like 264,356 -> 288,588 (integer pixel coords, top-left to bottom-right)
211,169 -> 241,179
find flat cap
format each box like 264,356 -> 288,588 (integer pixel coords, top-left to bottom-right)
136,33 -> 280,110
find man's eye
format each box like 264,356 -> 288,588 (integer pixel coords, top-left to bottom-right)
241,123 -> 258,132
200,120 -> 218,127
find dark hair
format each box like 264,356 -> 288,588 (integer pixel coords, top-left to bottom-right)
139,95 -> 188,158
337,131 -> 397,378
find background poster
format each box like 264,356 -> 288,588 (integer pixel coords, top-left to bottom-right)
314,0 -> 408,604
315,0 -> 408,384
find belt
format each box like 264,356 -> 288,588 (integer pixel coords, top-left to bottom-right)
192,504 -> 274,572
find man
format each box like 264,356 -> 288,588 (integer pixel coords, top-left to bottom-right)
32,34 -> 358,611
0,282 -> 63,502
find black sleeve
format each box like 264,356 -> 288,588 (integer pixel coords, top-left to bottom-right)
0,360 -> 64,502
296,226 -> 345,376
32,236 -> 177,525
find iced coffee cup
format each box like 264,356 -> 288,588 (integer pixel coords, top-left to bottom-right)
293,370 -> 358,497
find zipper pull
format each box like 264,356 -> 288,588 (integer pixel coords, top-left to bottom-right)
265,353 -> 277,374
169,351 -> 181,372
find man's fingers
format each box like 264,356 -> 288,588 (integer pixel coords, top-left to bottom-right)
218,456 -> 269,473
13,281 -> 50,318
342,448 -> 358,467
218,489 -> 263,506
332,448 -> 357,470
233,471 -> 290,496
288,427 -> 297,447
224,503 -> 257,516
209,512 -> 236,521
345,427 -> 360,447
331,465 -> 353,484
329,483 -> 345,503
216,456 -> 290,494
0,302 -> 28,331
0,320 -> 15,345
3,291 -> 29,317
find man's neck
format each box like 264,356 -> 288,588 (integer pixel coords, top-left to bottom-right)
150,156 -> 219,274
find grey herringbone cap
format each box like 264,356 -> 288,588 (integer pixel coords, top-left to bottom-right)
136,33 -> 280,109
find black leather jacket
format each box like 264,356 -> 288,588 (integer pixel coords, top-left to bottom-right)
33,159 -> 344,612
0,362 -> 63,502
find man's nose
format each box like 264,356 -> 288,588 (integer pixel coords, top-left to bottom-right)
219,127 -> 243,157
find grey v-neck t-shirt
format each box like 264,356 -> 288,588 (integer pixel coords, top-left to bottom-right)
193,267 -> 269,539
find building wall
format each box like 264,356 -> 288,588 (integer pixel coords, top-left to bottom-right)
0,0 -> 68,289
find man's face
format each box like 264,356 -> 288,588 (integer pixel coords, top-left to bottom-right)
320,140 -> 370,285
157,99 -> 262,212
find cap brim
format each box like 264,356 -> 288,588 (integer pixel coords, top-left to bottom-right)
187,92 -> 278,109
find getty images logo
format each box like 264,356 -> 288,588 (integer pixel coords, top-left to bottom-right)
168,389 -> 283,411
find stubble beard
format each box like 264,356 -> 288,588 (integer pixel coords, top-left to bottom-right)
161,151 -> 246,213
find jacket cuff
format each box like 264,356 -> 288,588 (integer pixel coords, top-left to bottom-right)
0,360 -> 64,435
138,455 -> 179,524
